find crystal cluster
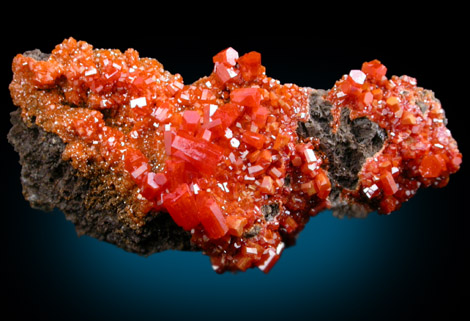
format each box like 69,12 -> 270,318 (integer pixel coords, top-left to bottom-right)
9,38 -> 461,273
326,60 -> 462,214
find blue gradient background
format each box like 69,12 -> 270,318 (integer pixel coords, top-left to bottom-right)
2,24 -> 466,321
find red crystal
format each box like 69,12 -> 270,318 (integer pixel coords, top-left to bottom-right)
361,60 -> 387,83
257,243 -> 284,274
241,131 -> 266,150
214,63 -> 239,85
360,91 -> 374,106
340,76 -> 362,96
165,157 -> 187,189
226,215 -> 247,237
379,171 -> 398,196
141,172 -> 164,200
256,149 -> 273,168
314,171 -> 331,200
182,110 -> 201,134
124,148 -> 150,185
260,176 -> 275,195
196,192 -> 228,239
380,195 -> 399,214
171,131 -> 224,175
301,181 -> 317,196
230,87 -> 261,109
238,51 -> 262,81
251,106 -> 269,128
419,154 -> 446,178
213,103 -> 240,127
272,133 -> 290,151
163,183 -> 200,230
213,47 -> 239,66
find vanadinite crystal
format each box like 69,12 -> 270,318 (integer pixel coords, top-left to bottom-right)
9,38 -> 462,273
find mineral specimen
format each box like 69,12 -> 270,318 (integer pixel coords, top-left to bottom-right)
8,38 -> 462,273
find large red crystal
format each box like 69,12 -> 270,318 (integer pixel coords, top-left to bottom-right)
163,183 -> 200,230
230,87 -> 261,109
171,131 -> 224,175
196,192 -> 229,239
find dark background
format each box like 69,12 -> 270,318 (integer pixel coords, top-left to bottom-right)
1,14 -> 467,321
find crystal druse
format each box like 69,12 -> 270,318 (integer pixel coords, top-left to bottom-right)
9,38 -> 462,273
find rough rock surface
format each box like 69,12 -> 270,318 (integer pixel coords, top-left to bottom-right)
297,89 -> 387,218
8,109 -> 195,255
